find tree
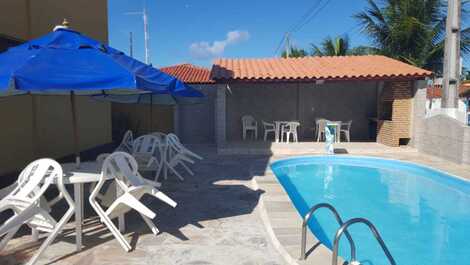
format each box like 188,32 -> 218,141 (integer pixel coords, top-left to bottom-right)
281,47 -> 308,58
311,35 -> 351,56
311,35 -> 374,56
355,0 -> 470,74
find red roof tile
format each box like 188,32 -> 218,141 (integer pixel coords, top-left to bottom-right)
428,82 -> 470,99
211,55 -> 432,81
160,64 -> 213,84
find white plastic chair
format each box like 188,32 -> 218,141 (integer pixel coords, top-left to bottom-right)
116,130 -> 134,153
281,121 -> 300,143
0,159 -> 75,265
316,119 -> 328,142
132,135 -> 162,172
86,153 -> 119,208
89,152 -> 177,252
162,134 -> 202,181
241,115 -> 258,140
167,133 -> 203,161
340,120 -> 352,142
262,121 -> 276,141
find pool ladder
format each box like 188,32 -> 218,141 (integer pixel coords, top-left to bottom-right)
300,203 -> 396,265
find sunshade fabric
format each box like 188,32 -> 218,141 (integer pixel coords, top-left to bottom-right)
0,28 -> 203,98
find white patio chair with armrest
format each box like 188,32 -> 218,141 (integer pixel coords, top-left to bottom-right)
315,119 -> 328,142
340,120 -> 353,142
87,153 -> 117,207
116,130 -> 134,153
241,115 -> 258,140
167,133 -> 203,161
0,158 -> 75,265
89,152 -> 177,252
132,135 -> 162,172
161,134 -> 200,181
262,121 -> 276,141
282,122 -> 300,143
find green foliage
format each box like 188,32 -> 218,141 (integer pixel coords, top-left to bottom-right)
311,35 -> 351,56
355,0 -> 470,74
281,47 -> 309,58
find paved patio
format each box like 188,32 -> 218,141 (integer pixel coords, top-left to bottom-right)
0,146 -> 283,265
2,143 -> 470,265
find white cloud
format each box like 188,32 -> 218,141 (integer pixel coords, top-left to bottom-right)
190,30 -> 250,59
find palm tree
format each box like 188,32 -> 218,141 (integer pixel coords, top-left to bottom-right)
311,35 -> 351,56
355,0 -> 470,74
311,35 -> 373,56
281,47 -> 308,58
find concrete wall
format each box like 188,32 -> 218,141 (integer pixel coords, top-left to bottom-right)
412,81 -> 470,165
224,81 -> 378,142
0,0 -> 108,42
175,84 -> 216,144
112,104 -> 174,137
0,0 -> 110,174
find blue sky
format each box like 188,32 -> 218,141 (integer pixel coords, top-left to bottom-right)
108,0 -> 371,68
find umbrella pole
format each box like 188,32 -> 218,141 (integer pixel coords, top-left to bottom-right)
31,95 -> 39,158
150,95 -> 153,133
70,91 -> 80,166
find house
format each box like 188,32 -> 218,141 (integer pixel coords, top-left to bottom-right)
0,0 -> 110,175
426,80 -> 469,115
210,55 -> 432,148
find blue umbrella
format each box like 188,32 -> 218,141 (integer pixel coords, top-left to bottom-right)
0,24 -> 204,163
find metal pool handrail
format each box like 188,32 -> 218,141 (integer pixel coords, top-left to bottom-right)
332,218 -> 396,265
300,203 -> 356,262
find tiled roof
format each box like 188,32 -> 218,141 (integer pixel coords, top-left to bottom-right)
428,82 -> 470,99
211,55 -> 432,81
160,64 -> 213,84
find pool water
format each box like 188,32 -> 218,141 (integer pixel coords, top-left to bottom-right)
270,156 -> 470,265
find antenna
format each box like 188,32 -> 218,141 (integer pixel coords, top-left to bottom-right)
129,32 -> 134,57
125,1 -> 151,64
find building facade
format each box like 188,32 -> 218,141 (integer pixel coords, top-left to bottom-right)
0,0 -> 110,174
210,56 -> 432,149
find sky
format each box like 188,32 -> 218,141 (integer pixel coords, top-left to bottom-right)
108,0 -> 372,68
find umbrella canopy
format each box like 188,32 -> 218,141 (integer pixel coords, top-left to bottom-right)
0,27 -> 203,98
0,24 -> 204,164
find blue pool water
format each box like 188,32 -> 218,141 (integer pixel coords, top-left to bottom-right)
270,156 -> 470,265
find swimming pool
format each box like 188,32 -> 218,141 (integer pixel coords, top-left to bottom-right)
270,156 -> 470,265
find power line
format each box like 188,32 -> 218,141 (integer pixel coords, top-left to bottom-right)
288,0 -> 324,33
292,0 -> 332,33
274,0 -> 332,56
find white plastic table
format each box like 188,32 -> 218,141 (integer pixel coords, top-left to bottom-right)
61,161 -> 125,251
326,121 -> 342,143
274,121 -> 290,143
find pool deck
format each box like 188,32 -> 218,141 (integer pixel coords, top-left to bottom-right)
2,143 -> 470,265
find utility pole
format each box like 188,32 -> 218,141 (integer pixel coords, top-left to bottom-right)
442,0 -> 461,109
285,32 -> 290,58
129,32 -> 134,57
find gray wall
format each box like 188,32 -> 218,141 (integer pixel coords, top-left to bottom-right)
176,84 -> 216,144
225,81 -> 379,141
412,81 -> 470,164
